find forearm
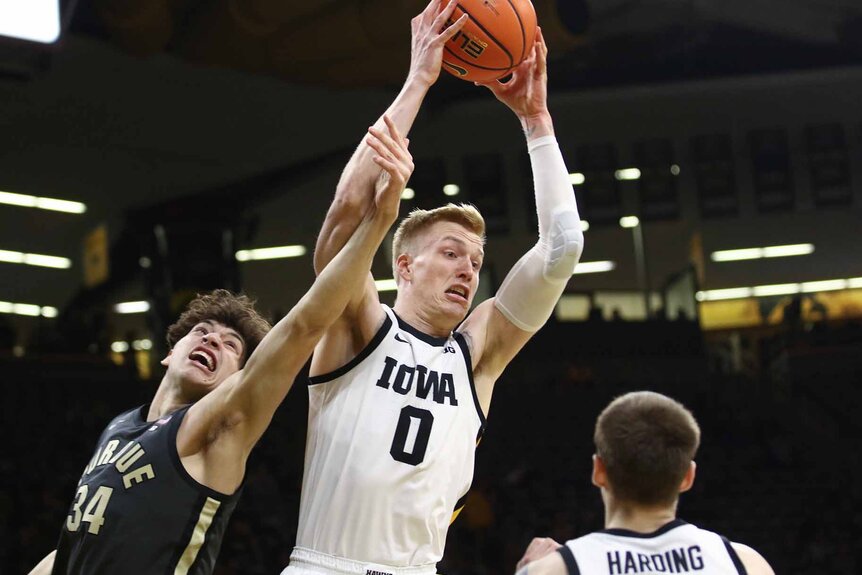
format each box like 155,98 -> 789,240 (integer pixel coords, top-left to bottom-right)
494,135 -> 583,331
28,550 -> 55,575
237,205 -> 393,425
302,206 -> 393,330
314,78 -> 430,273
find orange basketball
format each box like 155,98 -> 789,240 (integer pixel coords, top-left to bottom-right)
439,0 -> 538,83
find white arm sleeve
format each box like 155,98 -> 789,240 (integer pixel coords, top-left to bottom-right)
494,136 -> 584,332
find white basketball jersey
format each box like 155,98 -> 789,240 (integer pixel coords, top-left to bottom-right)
560,520 -> 747,575
295,305 -> 486,568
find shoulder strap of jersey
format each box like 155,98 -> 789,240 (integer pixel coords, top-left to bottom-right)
558,545 -> 580,575
308,308 -> 393,385
720,536 -> 749,575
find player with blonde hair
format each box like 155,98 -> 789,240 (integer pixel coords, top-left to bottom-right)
281,1 -> 584,573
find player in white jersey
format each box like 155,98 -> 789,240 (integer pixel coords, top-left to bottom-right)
282,1 -> 585,573
514,392 -> 775,575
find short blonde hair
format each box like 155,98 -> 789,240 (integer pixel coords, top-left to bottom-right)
391,203 -> 486,281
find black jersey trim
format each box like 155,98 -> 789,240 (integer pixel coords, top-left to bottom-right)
722,536 -> 749,575
558,545 -> 580,575
453,331 -> 487,428
453,491 -> 469,517
600,518 -> 688,538
308,313 -> 393,385
392,309 -> 451,347
166,406 -> 240,500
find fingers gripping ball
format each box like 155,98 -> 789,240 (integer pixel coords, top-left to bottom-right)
440,0 -> 537,83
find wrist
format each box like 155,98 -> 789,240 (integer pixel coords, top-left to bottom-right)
404,70 -> 435,93
519,111 -> 554,141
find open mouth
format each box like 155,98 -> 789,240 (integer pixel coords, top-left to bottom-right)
189,349 -> 216,372
445,286 -> 469,301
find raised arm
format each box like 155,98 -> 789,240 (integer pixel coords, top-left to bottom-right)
179,124 -> 413,491
314,0 -> 467,273
459,29 -> 584,410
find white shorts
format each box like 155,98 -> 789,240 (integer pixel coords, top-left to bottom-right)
281,547 -> 438,575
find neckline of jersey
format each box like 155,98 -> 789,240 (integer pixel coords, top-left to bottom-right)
391,309 -> 452,347
599,519 -> 688,539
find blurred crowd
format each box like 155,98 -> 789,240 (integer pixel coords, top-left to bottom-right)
2,318 -> 860,574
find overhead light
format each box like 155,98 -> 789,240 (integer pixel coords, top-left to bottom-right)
0,249 -> 72,269
670,164 -> 681,176
711,248 -> 763,262
443,184 -> 460,197
800,279 -> 847,293
573,260 -> 616,275
580,220 -> 590,232
569,173 -> 585,186
115,301 -> 150,314
696,288 -> 753,302
375,278 -> 398,292
132,339 -> 153,351
752,283 -> 800,297
0,190 -> 86,214
619,216 -> 640,228
401,187 -> 415,200
711,243 -> 814,262
698,275 -> 862,301
111,341 -> 129,353
236,245 -> 307,262
762,244 -> 815,258
0,300 -> 58,317
0,0 -> 61,43
614,168 -> 641,181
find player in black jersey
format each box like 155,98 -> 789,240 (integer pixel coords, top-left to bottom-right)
514,392 -> 775,575
27,119 -> 414,575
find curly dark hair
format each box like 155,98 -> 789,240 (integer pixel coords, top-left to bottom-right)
166,289 -> 271,365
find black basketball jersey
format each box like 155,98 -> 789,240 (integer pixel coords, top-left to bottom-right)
52,404 -> 241,575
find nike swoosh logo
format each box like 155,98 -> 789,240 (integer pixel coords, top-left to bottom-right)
394,333 -> 409,344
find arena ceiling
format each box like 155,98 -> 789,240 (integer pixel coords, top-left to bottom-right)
1,0 -> 861,320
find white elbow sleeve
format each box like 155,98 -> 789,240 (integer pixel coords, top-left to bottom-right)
546,207 -> 584,281
494,215 -> 583,332
494,136 -> 585,332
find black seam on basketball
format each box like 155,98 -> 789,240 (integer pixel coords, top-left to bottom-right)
451,5 -> 514,69
503,0 -> 528,64
444,45 -> 513,72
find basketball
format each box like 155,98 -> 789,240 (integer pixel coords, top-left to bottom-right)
440,0 -> 538,83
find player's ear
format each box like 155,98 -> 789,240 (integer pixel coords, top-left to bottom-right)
679,461 -> 696,493
591,454 -> 608,488
160,349 -> 172,367
395,253 -> 413,283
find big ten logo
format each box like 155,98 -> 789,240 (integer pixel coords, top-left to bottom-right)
445,18 -> 487,59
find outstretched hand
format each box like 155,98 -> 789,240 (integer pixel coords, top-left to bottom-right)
409,0 -> 469,87
476,27 -> 550,127
367,115 -> 414,219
